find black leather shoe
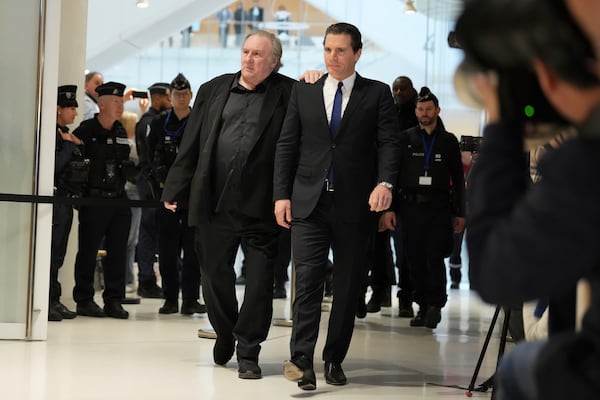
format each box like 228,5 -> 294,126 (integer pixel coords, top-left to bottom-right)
137,281 -> 163,298
48,307 -> 63,322
76,300 -> 105,318
52,301 -> 76,319
424,306 -> 442,329
104,301 -> 129,319
409,307 -> 426,327
180,300 -> 207,315
273,285 -> 286,299
213,337 -> 235,365
238,358 -> 262,379
366,295 -> 381,313
159,300 -> 178,314
283,356 -> 316,391
398,299 -> 415,318
324,361 -> 347,385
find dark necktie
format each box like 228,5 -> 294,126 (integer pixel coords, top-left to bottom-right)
327,81 -> 343,186
330,81 -> 343,138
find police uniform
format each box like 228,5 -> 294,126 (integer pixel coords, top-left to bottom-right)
134,82 -> 170,299
72,81 -> 133,319
147,74 -> 203,314
397,88 -> 466,328
49,85 -> 85,321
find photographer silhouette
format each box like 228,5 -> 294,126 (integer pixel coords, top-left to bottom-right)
457,0 -> 600,399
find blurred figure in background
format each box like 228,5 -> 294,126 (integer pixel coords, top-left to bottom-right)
457,0 -> 600,398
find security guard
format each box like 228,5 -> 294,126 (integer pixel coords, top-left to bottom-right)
382,87 -> 465,329
72,81 -> 134,319
147,73 -> 204,315
49,85 -> 87,321
134,82 -> 171,299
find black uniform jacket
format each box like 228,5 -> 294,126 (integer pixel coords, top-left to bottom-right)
397,123 -> 466,217
273,73 -> 401,221
467,110 -> 600,398
160,72 -> 295,225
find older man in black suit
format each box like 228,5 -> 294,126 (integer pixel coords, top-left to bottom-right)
161,30 -> 295,380
274,22 -> 402,390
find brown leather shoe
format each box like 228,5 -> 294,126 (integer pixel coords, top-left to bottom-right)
283,356 -> 316,391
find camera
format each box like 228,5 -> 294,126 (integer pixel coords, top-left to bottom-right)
452,0 -> 598,134
460,135 -> 482,153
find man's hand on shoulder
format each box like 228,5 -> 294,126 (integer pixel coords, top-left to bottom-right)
300,70 -> 324,84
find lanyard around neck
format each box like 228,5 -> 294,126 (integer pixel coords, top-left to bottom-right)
420,131 -> 436,176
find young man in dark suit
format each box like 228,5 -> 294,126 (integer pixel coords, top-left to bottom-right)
273,22 -> 402,390
161,30 -> 295,380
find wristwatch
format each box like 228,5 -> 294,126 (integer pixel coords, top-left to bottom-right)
378,181 -> 394,191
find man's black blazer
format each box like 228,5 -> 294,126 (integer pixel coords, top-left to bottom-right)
161,72 -> 295,226
273,73 -> 401,221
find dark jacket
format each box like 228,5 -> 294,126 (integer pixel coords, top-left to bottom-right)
467,108 -> 600,398
273,73 -> 401,221
161,72 -> 296,225
397,122 -> 466,217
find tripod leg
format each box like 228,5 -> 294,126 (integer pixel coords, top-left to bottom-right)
490,307 -> 511,400
467,305 -> 501,394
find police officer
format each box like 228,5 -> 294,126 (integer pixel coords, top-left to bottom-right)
72,81 -> 134,319
49,85 -> 86,322
147,73 -> 204,315
381,87 -> 465,329
134,82 -> 171,299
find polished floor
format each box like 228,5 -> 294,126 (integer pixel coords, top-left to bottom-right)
1,279 -> 505,400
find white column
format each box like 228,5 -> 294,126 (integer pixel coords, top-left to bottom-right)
56,0 -> 89,305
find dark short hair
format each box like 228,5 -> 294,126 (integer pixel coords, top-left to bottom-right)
394,76 -> 414,88
323,22 -> 363,53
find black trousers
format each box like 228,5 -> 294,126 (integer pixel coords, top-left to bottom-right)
291,192 -> 375,364
73,204 -> 131,304
401,199 -> 453,309
194,210 -> 278,359
366,230 -> 396,295
274,227 -> 291,286
390,216 -> 413,302
136,207 -> 158,283
157,207 -> 200,302
50,203 -> 73,302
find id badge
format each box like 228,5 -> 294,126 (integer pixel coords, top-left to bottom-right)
419,175 -> 432,186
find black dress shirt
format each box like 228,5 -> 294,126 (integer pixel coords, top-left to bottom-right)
213,76 -> 266,211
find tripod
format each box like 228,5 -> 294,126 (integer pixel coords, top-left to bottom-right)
466,305 -> 511,398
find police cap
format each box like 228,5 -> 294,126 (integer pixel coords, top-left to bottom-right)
57,85 -> 78,107
96,81 -> 126,97
417,86 -> 439,107
170,73 -> 191,91
148,82 -> 170,96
